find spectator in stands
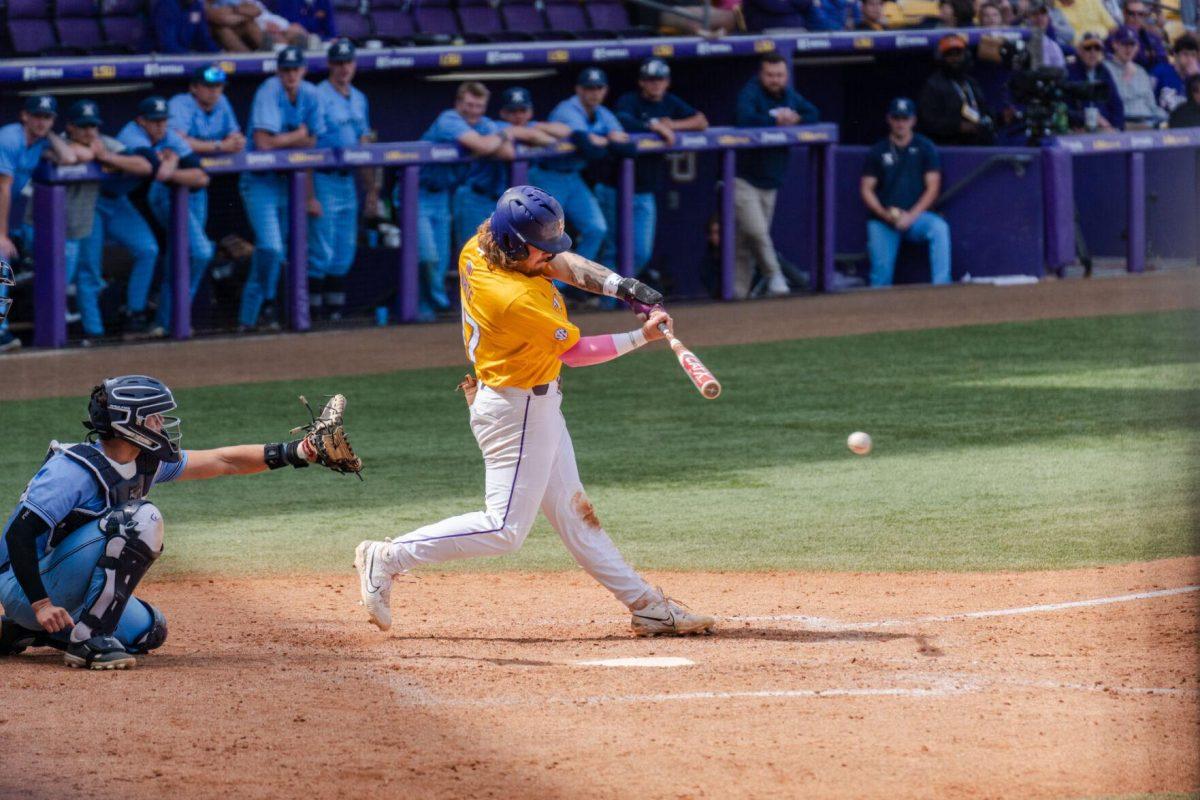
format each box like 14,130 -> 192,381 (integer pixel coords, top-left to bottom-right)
1153,34 -> 1200,114
1121,0 -> 1168,68
978,2 -> 1004,25
308,39 -> 374,323
1027,0 -> 1067,66
455,87 -> 568,252
808,0 -> 860,30
919,34 -> 996,145
596,59 -> 709,276
117,97 -> 211,337
938,0 -> 976,27
1067,32 -> 1125,129
239,46 -> 325,331
733,52 -> 819,299
206,0 -> 264,50
274,0 -> 338,40
0,95 -> 76,352
742,0 -> 809,31
998,0 -> 1018,25
51,100 -> 156,342
413,82 -> 511,318
1105,25 -> 1169,125
860,98 -> 951,287
532,69 -> 629,269
153,0 -> 221,53
1045,0 -> 1077,47
1054,0 -> 1116,42
1169,74 -> 1200,126
858,0 -> 890,30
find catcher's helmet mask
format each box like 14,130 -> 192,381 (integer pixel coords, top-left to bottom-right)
84,375 -> 183,462
489,185 -> 573,262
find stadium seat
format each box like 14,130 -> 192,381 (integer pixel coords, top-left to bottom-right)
543,0 -> 615,38
99,0 -> 148,53
457,0 -> 534,41
370,0 -> 420,45
5,0 -> 59,56
55,0 -> 104,54
500,0 -> 556,39
413,0 -> 486,42
333,0 -> 375,43
585,1 -> 651,36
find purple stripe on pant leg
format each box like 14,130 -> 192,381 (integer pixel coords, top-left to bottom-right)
403,396 -> 532,543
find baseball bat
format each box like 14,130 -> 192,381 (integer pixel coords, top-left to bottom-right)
657,322 -> 722,400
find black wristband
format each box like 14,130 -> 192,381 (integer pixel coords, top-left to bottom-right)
265,440 -> 310,470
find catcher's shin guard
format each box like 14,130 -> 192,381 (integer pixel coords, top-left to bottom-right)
127,600 -> 168,654
72,500 -> 164,642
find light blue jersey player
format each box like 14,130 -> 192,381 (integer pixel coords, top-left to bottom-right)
0,375 -> 341,670
117,96 -> 211,335
402,82 -> 511,319
532,69 -> 630,265
239,46 -> 324,331
309,39 -> 375,323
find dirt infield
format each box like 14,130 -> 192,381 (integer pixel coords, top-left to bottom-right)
4,269 -> 1198,401
2,558 -> 1197,799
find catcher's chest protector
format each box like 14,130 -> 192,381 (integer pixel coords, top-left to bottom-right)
43,443 -> 160,549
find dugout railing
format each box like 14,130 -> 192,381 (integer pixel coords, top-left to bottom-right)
30,123 -> 838,348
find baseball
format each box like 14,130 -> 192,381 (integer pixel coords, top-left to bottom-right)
847,431 -> 873,455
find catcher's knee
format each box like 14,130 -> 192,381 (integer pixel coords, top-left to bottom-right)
102,500 -> 165,555
128,600 -> 168,654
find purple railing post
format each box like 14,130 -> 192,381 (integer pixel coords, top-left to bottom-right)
510,159 -> 529,186
32,182 -> 66,349
1042,145 -> 1074,277
806,146 -> 821,290
720,148 -> 737,301
617,157 -> 635,277
398,164 -> 420,322
819,143 -> 836,292
1127,151 -> 1145,273
169,183 -> 191,340
287,170 -> 310,331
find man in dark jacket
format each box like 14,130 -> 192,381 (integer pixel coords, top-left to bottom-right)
918,34 -> 995,145
152,0 -> 221,54
1067,32 -> 1125,130
1169,75 -> 1200,127
733,52 -> 819,298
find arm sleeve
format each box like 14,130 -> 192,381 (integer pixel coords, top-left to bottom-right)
735,86 -> 775,127
4,507 -> 51,604
305,91 -> 328,139
667,94 -> 698,119
154,451 -> 189,485
568,130 -> 611,161
167,130 -> 194,159
0,144 -> 15,177
558,331 -> 644,367
434,112 -> 471,142
791,91 -> 821,123
614,94 -> 648,131
250,87 -> 282,135
222,97 -> 243,136
922,139 -> 942,172
598,108 -> 625,135
861,146 -> 883,180
549,102 -> 589,132
167,99 -> 191,139
503,292 -> 581,356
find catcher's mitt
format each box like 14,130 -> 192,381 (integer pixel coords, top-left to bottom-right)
291,394 -> 363,479
456,373 -> 478,407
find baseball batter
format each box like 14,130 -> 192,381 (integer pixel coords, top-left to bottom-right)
0,376 -> 360,670
355,185 -> 715,637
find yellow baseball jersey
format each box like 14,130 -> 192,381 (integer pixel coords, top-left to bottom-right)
458,235 -> 581,389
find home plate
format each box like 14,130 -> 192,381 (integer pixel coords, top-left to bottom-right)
573,657 -> 695,668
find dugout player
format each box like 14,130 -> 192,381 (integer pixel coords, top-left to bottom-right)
308,39 -> 377,323
533,68 -> 631,266
408,82 -> 513,320
355,185 -> 716,637
453,87 -> 570,254
239,46 -> 325,331
859,98 -> 951,287
0,376 -> 356,669
597,58 -> 708,274
118,97 -> 211,337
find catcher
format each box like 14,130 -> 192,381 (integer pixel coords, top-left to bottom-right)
0,375 -> 360,670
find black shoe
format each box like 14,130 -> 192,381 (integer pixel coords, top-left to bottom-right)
63,635 -> 136,670
0,618 -> 38,656
122,311 -> 162,341
260,303 -> 282,332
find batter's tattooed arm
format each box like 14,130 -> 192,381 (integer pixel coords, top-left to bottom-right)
547,252 -> 611,295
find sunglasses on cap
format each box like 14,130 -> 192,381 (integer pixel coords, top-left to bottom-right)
201,66 -> 226,84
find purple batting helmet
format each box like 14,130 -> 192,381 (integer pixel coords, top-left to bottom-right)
489,185 -> 572,260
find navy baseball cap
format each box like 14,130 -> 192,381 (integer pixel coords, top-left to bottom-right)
68,99 -> 102,127
193,64 -> 227,85
138,96 -> 169,121
327,38 -> 356,63
887,97 -> 916,118
1111,24 -> 1139,45
577,67 -> 608,88
501,86 -> 533,110
278,45 -> 306,69
639,58 -> 670,79
24,94 -> 57,116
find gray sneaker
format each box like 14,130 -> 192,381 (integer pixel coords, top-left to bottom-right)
631,594 -> 716,637
63,635 -> 136,670
354,540 -> 394,631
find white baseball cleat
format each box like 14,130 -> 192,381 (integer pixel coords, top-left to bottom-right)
354,540 -> 393,631
630,594 -> 716,637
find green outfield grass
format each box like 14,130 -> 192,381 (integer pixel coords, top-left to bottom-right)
3,310 -> 1198,576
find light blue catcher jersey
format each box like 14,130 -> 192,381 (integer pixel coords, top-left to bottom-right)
246,77 -> 325,152
167,92 -> 241,142
116,121 -> 194,158
315,80 -> 369,150
0,122 -> 50,194
0,442 -> 187,567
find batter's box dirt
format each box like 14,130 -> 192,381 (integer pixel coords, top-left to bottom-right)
3,558 -> 1197,799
